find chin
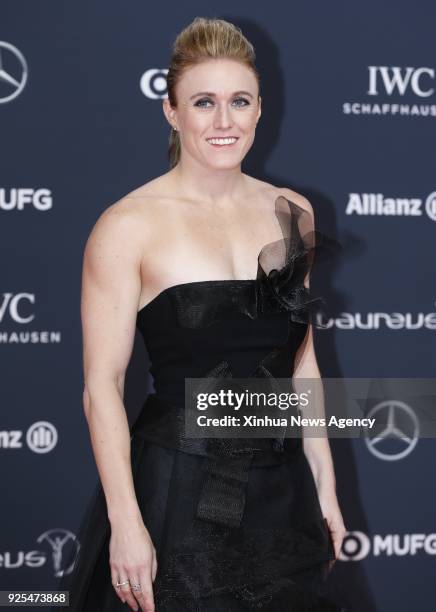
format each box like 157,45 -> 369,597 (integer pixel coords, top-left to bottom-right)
205,153 -> 243,166
208,161 -> 241,171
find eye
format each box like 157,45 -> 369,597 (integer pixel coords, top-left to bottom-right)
193,97 -> 251,108
233,97 -> 250,107
194,97 -> 213,108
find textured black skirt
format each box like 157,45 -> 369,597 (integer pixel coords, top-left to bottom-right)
57,393 -> 342,611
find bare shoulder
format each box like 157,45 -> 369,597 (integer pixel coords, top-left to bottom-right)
85,179 -> 170,255
276,185 -> 314,219
84,198 -> 143,263
243,175 -> 314,219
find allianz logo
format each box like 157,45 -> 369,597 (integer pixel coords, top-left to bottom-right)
346,191 -> 436,220
317,306 -> 436,330
0,421 -> 58,452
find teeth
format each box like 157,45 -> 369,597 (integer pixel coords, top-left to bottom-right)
207,137 -> 237,145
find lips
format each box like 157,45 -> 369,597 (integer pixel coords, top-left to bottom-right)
206,137 -> 239,147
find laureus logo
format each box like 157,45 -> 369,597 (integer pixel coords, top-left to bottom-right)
316,303 -> 436,331
36,529 -> 80,577
1,529 -> 80,576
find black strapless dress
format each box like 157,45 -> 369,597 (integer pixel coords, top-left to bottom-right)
57,195 -> 344,611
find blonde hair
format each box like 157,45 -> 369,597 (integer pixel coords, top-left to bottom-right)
166,17 -> 261,169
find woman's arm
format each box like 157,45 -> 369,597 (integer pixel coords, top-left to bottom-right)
293,321 -> 346,562
285,190 -> 346,561
82,203 -> 143,522
81,200 -> 156,611
292,323 -> 336,497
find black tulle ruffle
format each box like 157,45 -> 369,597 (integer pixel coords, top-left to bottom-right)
164,196 -> 340,330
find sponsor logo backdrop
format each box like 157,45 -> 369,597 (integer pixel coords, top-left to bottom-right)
1,2 -> 434,610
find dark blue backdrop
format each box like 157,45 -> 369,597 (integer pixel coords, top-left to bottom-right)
1,2 -> 435,610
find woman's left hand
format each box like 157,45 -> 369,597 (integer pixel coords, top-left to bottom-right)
318,490 -> 347,566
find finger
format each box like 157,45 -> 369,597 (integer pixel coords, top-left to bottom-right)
129,573 -> 146,612
151,549 -> 158,582
138,567 -> 155,612
121,579 -> 139,611
324,518 -> 336,556
333,530 -> 345,560
111,569 -> 129,605
330,533 -> 339,560
110,568 -> 121,602
129,572 -> 149,612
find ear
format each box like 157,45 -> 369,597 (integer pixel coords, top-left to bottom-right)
162,98 -> 178,131
256,96 -> 262,122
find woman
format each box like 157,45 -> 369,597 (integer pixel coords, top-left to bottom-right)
61,16 -> 347,612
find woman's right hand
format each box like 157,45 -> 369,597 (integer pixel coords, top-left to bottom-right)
109,516 -> 158,611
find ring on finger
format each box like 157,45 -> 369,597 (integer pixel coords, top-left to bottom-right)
130,582 -> 141,591
115,579 -> 130,588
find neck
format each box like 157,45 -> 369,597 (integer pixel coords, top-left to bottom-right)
169,156 -> 247,206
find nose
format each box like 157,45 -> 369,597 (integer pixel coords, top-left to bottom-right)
213,102 -> 233,130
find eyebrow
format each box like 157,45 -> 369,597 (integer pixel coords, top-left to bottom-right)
189,90 -> 254,100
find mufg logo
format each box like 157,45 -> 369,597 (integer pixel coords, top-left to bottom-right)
140,69 -> 168,99
340,531 -> 436,560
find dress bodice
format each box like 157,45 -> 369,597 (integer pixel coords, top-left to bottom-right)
135,195 -> 332,407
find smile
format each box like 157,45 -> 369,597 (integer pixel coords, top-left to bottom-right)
206,137 -> 238,147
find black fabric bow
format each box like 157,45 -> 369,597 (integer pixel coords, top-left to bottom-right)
255,233 -> 337,327
194,359 -> 289,529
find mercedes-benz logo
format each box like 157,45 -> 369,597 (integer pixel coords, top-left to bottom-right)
363,399 -> 419,461
0,41 -> 28,104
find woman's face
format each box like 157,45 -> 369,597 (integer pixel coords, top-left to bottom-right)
164,58 -> 261,169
